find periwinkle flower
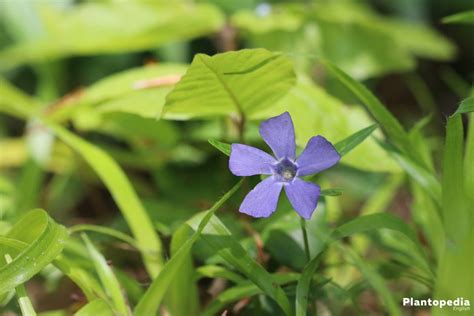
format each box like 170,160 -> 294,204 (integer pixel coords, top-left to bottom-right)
229,112 -> 340,219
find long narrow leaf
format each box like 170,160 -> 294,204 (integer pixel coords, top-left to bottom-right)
0,209 -> 68,294
323,61 -> 412,156
47,123 -> 162,277
187,213 -> 293,316
82,234 -> 129,316
134,180 -> 243,315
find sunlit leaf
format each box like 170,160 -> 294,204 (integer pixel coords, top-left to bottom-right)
162,48 -> 296,119
442,10 -> 474,24
0,209 -> 68,294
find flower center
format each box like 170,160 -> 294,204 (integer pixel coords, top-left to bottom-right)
273,159 -> 297,182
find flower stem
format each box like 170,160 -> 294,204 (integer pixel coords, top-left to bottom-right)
300,217 -> 311,262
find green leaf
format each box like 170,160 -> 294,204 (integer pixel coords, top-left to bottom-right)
0,3 -> 224,70
378,141 -> 441,206
134,180 -> 242,316
331,213 -> 433,279
0,77 -> 40,119
195,265 -> 246,284
334,124 -> 377,156
320,188 -> 342,197
295,252 -> 324,316
75,299 -> 115,316
342,245 -> 402,316
4,254 -> 37,316
186,213 -> 292,316
202,273 -> 302,316
442,10 -> 474,24
82,234 -> 129,316
323,61 -> 413,157
165,223 -> 199,316
0,209 -> 68,294
435,114 -> 472,314
47,123 -> 162,277
454,96 -> 474,115
47,64 -> 187,123
162,48 -> 296,119
440,114 -> 468,243
208,139 -> 231,156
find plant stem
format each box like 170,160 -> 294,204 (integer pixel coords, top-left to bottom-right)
300,217 -> 311,262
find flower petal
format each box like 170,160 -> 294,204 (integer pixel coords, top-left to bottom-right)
239,177 -> 283,218
296,136 -> 341,177
229,144 -> 276,176
284,178 -> 320,219
259,112 -> 296,160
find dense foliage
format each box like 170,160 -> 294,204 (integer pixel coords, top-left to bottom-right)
0,1 -> 473,315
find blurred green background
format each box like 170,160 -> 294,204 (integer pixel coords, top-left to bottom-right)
0,0 -> 473,315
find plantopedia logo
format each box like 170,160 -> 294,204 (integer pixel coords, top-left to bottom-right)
403,297 -> 471,312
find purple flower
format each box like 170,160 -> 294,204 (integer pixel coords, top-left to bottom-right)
229,112 -> 340,219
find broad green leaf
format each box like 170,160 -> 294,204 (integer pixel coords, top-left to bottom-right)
162,48 -> 296,119
231,9 -> 302,33
308,2 -> 453,78
0,3 -> 224,70
82,234 -> 129,316
208,139 -> 231,156
323,61 -> 413,157
442,10 -> 474,24
454,96 -> 474,115
187,213 -> 292,316
0,209 -> 68,294
47,123 -> 162,277
134,180 -> 242,316
47,64 -> 187,123
252,77 -> 400,172
75,299 -> 115,316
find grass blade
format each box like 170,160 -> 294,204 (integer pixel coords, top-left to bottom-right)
295,252 -> 324,316
4,254 -> 37,316
334,124 -> 377,156
454,96 -> 474,115
134,180 -> 242,316
76,299 -> 115,316
47,123 -> 162,277
0,209 -> 68,294
187,213 -> 293,316
323,61 -> 412,156
82,234 -> 129,316
208,138 -> 231,156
